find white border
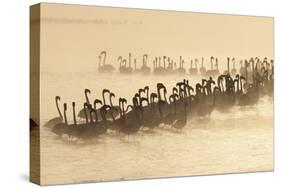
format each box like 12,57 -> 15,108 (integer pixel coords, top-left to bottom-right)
0,0 -> 280,187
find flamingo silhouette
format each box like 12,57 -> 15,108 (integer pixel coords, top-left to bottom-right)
52,103 -> 68,137
44,96 -> 63,128
98,50 -> 115,73
78,89 -> 91,119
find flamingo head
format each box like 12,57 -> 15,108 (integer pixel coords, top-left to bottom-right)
84,102 -> 89,109
196,83 -> 202,90
157,83 -> 164,90
202,79 -> 207,85
110,92 -> 115,98
138,88 -> 145,95
176,82 -> 182,88
173,87 -> 178,94
102,89 -> 110,95
122,98 -> 127,105
132,97 -> 138,106
85,88 -> 91,94
150,93 -> 158,100
209,77 -> 215,85
101,50 -> 106,55
134,93 -> 140,99
88,104 -> 93,110
94,99 -> 102,108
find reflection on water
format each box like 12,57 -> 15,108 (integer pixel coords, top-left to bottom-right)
39,72 -> 273,185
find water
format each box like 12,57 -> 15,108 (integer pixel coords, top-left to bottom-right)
39,72 -> 273,185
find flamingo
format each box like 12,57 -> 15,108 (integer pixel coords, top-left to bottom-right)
200,57 -> 206,76
44,96 -> 63,128
52,103 -> 68,137
140,54 -> 151,74
98,50 -> 115,73
78,89 -> 91,119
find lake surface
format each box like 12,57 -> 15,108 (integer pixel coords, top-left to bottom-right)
38,72 -> 273,185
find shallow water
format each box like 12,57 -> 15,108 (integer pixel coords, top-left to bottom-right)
39,72 -> 273,185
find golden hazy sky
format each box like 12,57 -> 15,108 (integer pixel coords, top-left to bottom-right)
37,3 -> 274,72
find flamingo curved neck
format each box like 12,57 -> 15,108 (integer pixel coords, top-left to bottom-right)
73,105 -> 77,126
146,89 -> 150,104
109,96 -> 114,107
84,106 -> 88,124
102,93 -> 106,105
122,102 -> 127,115
85,92 -> 90,104
89,110 -> 94,123
119,100 -> 123,117
56,99 -> 62,118
157,88 -> 162,101
64,109 -> 68,125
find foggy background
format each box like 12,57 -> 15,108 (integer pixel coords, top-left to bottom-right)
39,3 -> 274,73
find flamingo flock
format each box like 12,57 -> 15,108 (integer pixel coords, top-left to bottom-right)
97,51 -> 273,79
46,56 -> 273,141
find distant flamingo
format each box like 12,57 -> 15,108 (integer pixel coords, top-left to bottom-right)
98,50 -> 115,73
200,57 -> 206,76
140,54 -> 151,74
